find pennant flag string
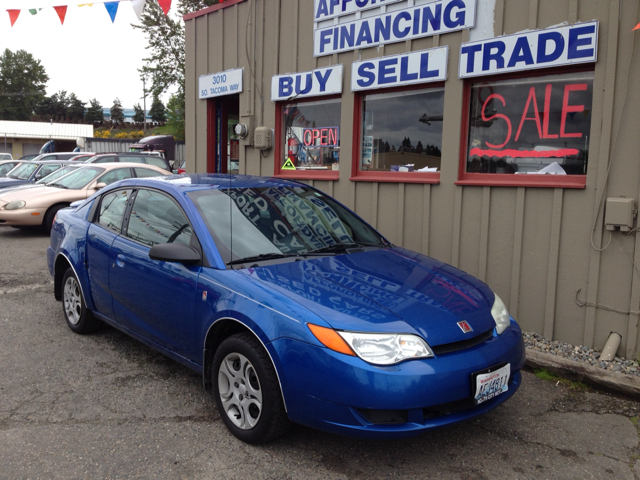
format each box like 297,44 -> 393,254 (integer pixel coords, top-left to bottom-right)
634,23 -> 640,31
5,0 -> 171,27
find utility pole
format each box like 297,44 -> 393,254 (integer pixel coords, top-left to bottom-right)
143,77 -> 147,133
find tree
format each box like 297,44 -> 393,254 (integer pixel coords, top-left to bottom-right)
0,48 -> 49,121
149,96 -> 166,124
161,94 -> 185,140
110,97 -> 125,124
85,98 -> 104,125
133,1 -> 218,103
50,90 -> 70,121
66,93 -> 85,123
133,103 -> 145,123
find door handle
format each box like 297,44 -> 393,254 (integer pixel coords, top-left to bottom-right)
116,254 -> 126,267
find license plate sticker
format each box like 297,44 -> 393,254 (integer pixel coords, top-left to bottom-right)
474,363 -> 510,404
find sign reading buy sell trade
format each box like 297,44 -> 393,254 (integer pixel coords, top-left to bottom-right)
459,21 -> 598,78
314,0 -> 476,57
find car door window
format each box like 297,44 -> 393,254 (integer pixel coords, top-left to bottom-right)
97,189 -> 133,234
97,168 -> 133,185
126,189 -> 192,247
0,163 -> 17,176
135,167 -> 163,178
144,156 -> 168,169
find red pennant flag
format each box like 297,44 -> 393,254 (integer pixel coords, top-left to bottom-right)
634,23 -> 640,31
158,0 -> 171,15
7,9 -> 20,27
54,5 -> 67,24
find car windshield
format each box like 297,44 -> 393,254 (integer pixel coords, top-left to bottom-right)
36,166 -> 78,184
188,186 -> 386,266
7,162 -> 38,179
49,166 -> 105,189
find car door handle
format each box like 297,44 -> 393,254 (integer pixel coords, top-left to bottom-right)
116,254 -> 126,267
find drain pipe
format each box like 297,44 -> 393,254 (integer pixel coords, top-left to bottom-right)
600,332 -> 622,361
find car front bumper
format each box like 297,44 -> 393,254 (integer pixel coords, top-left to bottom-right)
270,321 -> 525,439
0,207 -> 46,226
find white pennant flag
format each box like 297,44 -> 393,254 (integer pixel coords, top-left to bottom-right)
130,0 -> 147,20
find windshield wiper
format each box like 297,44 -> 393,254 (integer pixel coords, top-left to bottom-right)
305,241 -> 385,255
48,183 -> 68,189
227,252 -> 302,266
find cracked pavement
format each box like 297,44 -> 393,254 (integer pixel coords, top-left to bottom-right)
1,227 -> 640,479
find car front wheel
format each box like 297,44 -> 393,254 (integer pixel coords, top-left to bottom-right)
62,267 -> 100,334
212,332 -> 290,444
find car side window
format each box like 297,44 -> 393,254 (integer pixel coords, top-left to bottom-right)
97,189 -> 133,234
135,167 -> 163,178
126,189 -> 192,247
118,156 -> 145,164
0,163 -> 16,176
35,164 -> 60,180
144,156 -> 167,169
97,168 -> 133,185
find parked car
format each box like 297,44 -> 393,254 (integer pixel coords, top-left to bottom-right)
47,174 -> 525,444
19,154 -> 40,161
0,153 -> 13,161
84,153 -> 172,172
69,153 -> 96,162
0,163 -> 168,232
0,160 -> 22,177
0,160 -> 79,190
31,153 -> 82,162
0,164 -> 84,197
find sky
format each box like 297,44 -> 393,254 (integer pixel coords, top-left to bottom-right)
0,0 -> 175,110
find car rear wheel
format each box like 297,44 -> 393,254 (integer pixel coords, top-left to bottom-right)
62,268 -> 100,334
212,332 -> 290,444
44,204 -> 67,234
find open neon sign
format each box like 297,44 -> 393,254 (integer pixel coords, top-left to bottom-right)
302,126 -> 340,147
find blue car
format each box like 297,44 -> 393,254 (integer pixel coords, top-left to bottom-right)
47,174 -> 525,444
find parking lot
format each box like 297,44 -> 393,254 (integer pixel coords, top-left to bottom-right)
2,226 -> 640,479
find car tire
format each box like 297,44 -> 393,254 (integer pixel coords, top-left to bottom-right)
212,332 -> 290,444
62,267 -> 100,334
44,204 -> 67,234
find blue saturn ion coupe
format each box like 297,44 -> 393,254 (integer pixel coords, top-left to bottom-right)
47,174 -> 525,444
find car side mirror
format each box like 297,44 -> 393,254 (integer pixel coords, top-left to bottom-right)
149,243 -> 201,264
94,182 -> 107,190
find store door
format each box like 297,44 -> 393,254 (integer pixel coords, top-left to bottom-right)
207,94 -> 240,174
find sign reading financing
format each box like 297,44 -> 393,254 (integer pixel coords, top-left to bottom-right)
459,21 -> 598,78
314,0 -> 403,21
199,68 -> 243,99
352,46 -> 448,91
314,0 -> 476,57
272,65 -> 343,102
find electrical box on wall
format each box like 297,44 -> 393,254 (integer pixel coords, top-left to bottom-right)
254,126 -> 272,150
605,197 -> 636,232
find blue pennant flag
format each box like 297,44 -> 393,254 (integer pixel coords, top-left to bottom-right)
104,1 -> 119,23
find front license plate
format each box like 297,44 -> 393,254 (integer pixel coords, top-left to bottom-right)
474,363 -> 510,404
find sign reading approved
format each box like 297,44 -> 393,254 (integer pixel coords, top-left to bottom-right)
199,68 -> 243,99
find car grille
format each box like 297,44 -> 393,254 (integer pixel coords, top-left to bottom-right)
431,328 -> 494,355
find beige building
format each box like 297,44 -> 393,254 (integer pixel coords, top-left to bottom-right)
184,0 -> 640,358
0,120 -> 93,158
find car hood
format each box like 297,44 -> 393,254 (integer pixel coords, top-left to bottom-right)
244,248 -> 497,347
0,185 -> 87,208
0,178 -> 30,189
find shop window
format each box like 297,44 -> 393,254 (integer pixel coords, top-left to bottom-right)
275,97 -> 341,180
351,85 -> 444,183
459,70 -> 594,188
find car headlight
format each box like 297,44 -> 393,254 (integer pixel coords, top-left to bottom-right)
338,332 -> 434,365
4,200 -> 26,210
491,293 -> 511,335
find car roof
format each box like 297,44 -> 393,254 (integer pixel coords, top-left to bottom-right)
32,159 -> 81,165
109,173 -> 303,194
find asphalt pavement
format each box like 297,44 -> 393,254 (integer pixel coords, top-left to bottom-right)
1,226 -> 640,479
